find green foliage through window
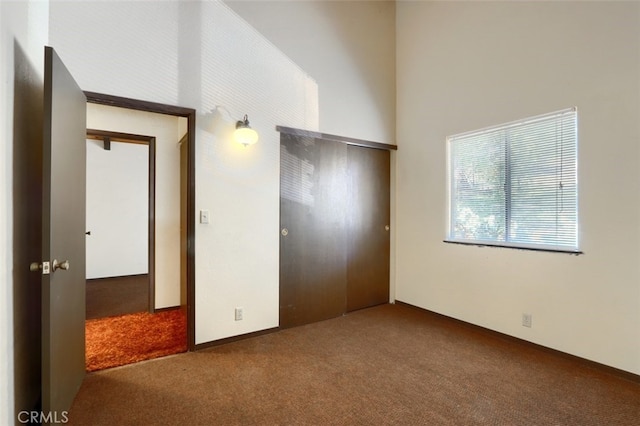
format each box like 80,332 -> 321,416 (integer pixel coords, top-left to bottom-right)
447,108 -> 578,252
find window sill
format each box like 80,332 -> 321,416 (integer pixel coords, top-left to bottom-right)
443,240 -> 583,255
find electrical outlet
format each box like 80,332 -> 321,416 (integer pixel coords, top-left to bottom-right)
235,307 -> 243,321
522,313 -> 532,328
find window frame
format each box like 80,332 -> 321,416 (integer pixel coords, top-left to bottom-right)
445,108 -> 581,254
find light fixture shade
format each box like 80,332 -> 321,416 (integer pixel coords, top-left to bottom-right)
234,114 -> 259,146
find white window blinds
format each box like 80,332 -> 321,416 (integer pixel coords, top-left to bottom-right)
447,108 -> 578,252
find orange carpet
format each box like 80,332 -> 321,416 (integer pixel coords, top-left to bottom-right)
85,309 -> 187,372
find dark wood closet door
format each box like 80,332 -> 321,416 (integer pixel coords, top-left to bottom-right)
346,146 -> 391,312
279,134 -> 348,328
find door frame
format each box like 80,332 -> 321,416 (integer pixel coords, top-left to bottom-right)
86,129 -> 156,314
85,92 -> 196,351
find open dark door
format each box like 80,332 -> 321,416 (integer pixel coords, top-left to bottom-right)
40,46 -> 86,416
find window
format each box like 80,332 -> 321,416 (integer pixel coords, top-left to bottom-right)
446,108 -> 578,252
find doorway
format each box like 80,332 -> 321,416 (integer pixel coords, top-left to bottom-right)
85,129 -> 155,319
37,46 -> 196,414
85,92 -> 196,352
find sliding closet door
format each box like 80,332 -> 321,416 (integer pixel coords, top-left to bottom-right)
279,134 -> 348,328
346,146 -> 391,312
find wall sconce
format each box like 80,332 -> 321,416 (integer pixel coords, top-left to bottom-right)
234,114 -> 259,147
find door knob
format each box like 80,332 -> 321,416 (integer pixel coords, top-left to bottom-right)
385,225 -> 390,231
281,228 -> 289,236
52,259 -> 70,271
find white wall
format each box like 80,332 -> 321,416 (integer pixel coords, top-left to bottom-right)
226,0 -> 396,144
86,139 -> 149,279
49,0 -> 319,343
1,1 -> 50,423
225,0 -> 398,303
0,4 -> 12,420
396,1 -> 640,374
87,104 -> 184,309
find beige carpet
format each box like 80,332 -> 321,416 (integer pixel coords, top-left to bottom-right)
69,303 -> 640,425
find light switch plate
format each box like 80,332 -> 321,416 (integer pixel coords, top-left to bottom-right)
200,210 -> 210,224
